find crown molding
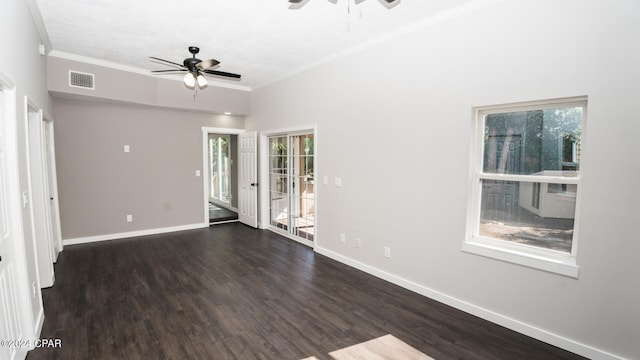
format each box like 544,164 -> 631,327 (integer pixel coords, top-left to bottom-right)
25,0 -> 52,53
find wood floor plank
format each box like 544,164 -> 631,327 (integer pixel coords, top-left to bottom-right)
27,223 -> 587,360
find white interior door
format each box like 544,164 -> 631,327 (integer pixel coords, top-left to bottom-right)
43,119 -> 62,258
0,80 -> 24,360
27,103 -> 55,288
238,132 -> 258,227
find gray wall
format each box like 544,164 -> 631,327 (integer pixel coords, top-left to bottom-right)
247,1 -> 640,359
54,98 -> 244,239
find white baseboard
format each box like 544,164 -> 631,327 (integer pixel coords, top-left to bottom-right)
314,246 -> 625,360
63,223 -> 208,246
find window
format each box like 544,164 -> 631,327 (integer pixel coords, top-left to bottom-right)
464,97 -> 586,277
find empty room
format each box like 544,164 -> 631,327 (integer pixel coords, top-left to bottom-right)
1,0 -> 638,359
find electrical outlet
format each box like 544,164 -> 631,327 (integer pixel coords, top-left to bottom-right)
384,246 -> 391,258
356,238 -> 362,248
126,214 -> 133,223
340,233 -> 346,244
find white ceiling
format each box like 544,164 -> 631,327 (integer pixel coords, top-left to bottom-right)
35,0 -> 476,89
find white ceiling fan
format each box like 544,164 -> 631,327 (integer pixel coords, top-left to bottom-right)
289,0 -> 401,10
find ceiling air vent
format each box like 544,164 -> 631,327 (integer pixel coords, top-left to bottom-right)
69,70 -> 95,90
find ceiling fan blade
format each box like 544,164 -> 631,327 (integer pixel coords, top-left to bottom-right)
196,59 -> 220,70
203,69 -> 241,79
378,0 -> 401,8
151,69 -> 188,73
289,0 -> 311,9
149,57 -> 185,69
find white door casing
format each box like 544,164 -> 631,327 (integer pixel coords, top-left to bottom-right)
0,76 -> 25,360
201,127 -> 245,224
238,132 -> 258,228
26,102 -> 55,288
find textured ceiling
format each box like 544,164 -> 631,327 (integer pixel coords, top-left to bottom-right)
36,0 -> 475,89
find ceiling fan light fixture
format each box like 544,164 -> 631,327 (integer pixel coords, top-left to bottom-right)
184,73 -> 196,88
196,74 -> 207,87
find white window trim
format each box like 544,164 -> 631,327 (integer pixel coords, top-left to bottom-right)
464,96 -> 587,278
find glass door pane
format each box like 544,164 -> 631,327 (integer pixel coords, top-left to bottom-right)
269,136 -> 289,231
209,134 -> 231,205
268,133 -> 314,242
291,134 -> 314,241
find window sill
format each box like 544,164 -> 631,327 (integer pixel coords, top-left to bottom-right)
462,240 -> 579,278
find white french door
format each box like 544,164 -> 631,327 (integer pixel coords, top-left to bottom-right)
268,132 -> 315,246
238,132 -> 258,227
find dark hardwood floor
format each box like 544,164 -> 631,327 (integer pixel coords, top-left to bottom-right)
27,223 -> 586,360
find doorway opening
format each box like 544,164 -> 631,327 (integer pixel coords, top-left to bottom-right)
268,132 -> 315,245
26,100 -> 56,288
207,133 -> 238,224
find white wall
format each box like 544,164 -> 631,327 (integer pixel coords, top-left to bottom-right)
0,0 -> 51,351
246,1 -> 640,359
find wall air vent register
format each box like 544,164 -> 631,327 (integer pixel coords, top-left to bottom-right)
69,70 -> 95,90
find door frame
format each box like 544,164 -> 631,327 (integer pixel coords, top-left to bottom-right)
208,133 -> 233,208
201,127 -> 244,224
24,98 -> 55,288
259,125 -> 317,247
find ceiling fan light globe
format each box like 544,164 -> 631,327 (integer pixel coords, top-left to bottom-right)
196,74 -> 207,87
183,73 -> 196,88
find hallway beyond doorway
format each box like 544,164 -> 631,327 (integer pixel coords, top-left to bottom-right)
209,202 -> 238,224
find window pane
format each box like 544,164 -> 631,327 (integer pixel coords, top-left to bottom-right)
483,107 -> 582,176
479,179 -> 575,252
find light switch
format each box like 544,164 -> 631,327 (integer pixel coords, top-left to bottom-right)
334,177 -> 342,187
323,176 -> 328,186
124,145 -> 130,153
195,170 -> 201,177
